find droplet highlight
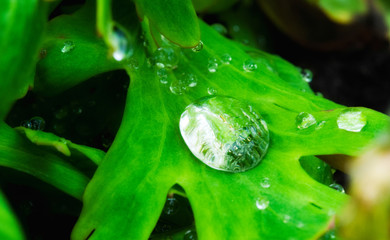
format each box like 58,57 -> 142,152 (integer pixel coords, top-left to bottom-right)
260,177 -> 271,188
329,183 -> 345,193
221,54 -> 232,65
208,58 -> 218,73
179,96 -> 270,173
61,41 -> 75,53
191,41 -> 203,52
301,69 -> 313,83
153,47 -> 179,69
337,108 -> 367,132
110,26 -> 134,61
296,112 -> 316,130
256,198 -> 269,210
207,87 -> 217,95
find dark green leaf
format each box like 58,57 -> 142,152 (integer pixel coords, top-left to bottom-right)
0,190 -> 24,240
0,0 -> 47,119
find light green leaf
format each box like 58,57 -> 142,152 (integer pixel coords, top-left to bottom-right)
134,0 -> 200,47
0,0 -> 47,119
0,122 -> 89,200
15,127 -> 105,165
70,19 -> 388,240
0,191 -> 24,240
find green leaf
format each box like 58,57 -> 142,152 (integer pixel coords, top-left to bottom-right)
315,0 -> 367,23
34,1 -> 121,96
0,0 -> 47,119
71,19 -> 388,240
15,127 -> 105,165
300,156 -> 333,186
192,0 -> 239,13
0,122 -> 89,200
0,190 -> 24,240
134,0 -> 200,47
377,0 -> 390,39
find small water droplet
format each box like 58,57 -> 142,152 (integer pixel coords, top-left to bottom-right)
211,23 -> 228,36
110,26 -> 133,61
221,54 -> 232,65
61,41 -> 75,53
170,79 -> 187,95
157,68 -> 168,84
153,47 -> 179,69
207,87 -> 217,95
260,177 -> 271,188
183,229 -> 197,240
316,121 -> 326,130
296,112 -> 316,130
162,197 -> 179,215
301,69 -> 313,83
329,183 -> 345,193
179,96 -> 270,173
243,59 -> 257,72
192,41 -> 203,52
126,58 -> 139,71
22,117 -> 46,131
297,222 -> 305,228
283,215 -> 291,223
208,58 -> 218,73
337,108 -> 367,132
185,73 -> 197,88
256,198 -> 269,210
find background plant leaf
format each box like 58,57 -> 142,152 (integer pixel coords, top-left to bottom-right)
0,0 -> 48,119
70,15 -> 389,239
0,190 -> 24,240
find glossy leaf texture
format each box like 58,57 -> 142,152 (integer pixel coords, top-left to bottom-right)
0,122 -> 90,200
34,1 -> 121,96
134,0 -> 200,47
0,191 -> 24,240
0,0 -> 47,119
70,12 -> 389,239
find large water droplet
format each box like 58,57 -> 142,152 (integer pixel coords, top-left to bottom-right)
191,41 -> 203,52
329,183 -> 345,193
243,59 -> 257,72
221,54 -> 232,65
179,96 -> 270,173
337,108 -> 367,132
110,26 -> 133,61
61,41 -> 75,53
208,58 -> 218,73
296,112 -> 316,130
256,197 -> 269,210
153,47 -> 179,69
301,69 -> 313,83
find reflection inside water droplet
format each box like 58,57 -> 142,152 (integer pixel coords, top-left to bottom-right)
110,25 -> 134,61
153,47 -> 179,69
221,54 -> 232,65
192,41 -> 203,52
207,87 -> 217,95
300,69 -> 313,83
256,197 -> 269,210
329,183 -> 345,193
208,58 -> 218,73
337,108 -> 366,132
243,59 -> 257,72
179,96 -> 270,173
260,177 -> 270,188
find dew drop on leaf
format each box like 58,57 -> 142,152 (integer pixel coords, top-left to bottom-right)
301,69 -> 313,83
337,108 -> 367,132
211,23 -> 228,36
207,87 -> 217,95
191,40 -> 203,52
153,47 -> 179,69
329,183 -> 345,193
260,177 -> 271,188
61,40 -> 75,53
256,197 -> 269,210
179,96 -> 270,173
110,26 -> 134,61
207,58 -> 218,73
183,228 -> 197,240
22,117 -> 46,131
162,197 -> 179,215
170,79 -> 187,95
157,68 -> 168,84
243,59 -> 257,72
296,112 -> 316,130
221,53 -> 232,65
316,120 -> 326,130
283,215 -> 291,223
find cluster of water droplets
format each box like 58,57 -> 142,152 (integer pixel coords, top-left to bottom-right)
180,96 -> 270,173
295,108 -> 367,133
